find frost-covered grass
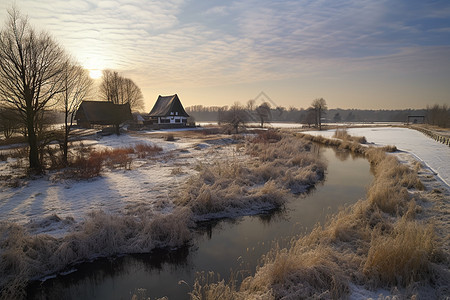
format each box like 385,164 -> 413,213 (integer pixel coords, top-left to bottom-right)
0,208 -> 192,299
0,130 -> 328,299
333,127 -> 367,144
190,134 -> 448,299
176,132 -> 325,220
0,131 -> 215,298
2,127 -> 447,299
302,126 -> 450,186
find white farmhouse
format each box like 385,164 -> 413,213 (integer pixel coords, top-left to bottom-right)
148,94 -> 189,126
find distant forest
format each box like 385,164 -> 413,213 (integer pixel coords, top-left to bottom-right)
186,105 -> 429,124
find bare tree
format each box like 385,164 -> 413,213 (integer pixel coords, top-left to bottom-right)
100,69 -> 144,111
311,98 -> 328,130
58,62 -> 93,165
302,107 -> 316,128
121,78 -> 144,111
0,8 -> 67,172
333,112 -> 342,123
0,106 -> 21,138
246,99 -> 256,112
223,102 -> 248,134
99,69 -> 119,103
427,104 -> 449,128
256,102 -> 271,128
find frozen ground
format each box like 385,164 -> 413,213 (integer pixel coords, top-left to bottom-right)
0,131 -> 241,236
1,127 -> 448,299
303,126 -> 450,188
303,126 -> 450,299
1,126 -> 448,236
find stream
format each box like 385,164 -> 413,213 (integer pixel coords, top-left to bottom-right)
28,146 -> 373,300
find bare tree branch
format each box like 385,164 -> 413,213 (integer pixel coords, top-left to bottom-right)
0,7 -> 67,172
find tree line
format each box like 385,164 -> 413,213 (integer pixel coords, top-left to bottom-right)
0,8 -> 144,172
186,101 -> 444,127
192,98 -> 328,133
426,104 -> 449,128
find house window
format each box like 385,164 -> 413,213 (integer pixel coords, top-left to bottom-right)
175,119 -> 181,123
170,112 -> 174,115
176,112 -> 178,115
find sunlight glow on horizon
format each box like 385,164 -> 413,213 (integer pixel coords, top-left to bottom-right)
88,69 -> 103,79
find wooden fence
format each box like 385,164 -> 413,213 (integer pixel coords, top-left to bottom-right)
411,126 -> 450,147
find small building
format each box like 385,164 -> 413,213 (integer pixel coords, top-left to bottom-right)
407,115 -> 425,125
75,101 -> 132,128
148,94 -> 189,125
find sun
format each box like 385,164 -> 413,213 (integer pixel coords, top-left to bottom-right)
89,69 -> 103,79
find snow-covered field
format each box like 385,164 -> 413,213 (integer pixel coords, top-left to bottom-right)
1,126 -> 448,237
0,131 -> 239,236
1,126 -> 449,299
303,127 -> 450,188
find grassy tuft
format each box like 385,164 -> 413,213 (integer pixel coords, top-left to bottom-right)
190,133 -> 446,299
251,130 -> 282,144
333,128 -> 367,144
176,134 -> 325,218
364,218 -> 439,286
134,143 -> 163,158
0,208 -> 193,298
70,150 -> 104,179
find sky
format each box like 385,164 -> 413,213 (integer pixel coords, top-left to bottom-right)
1,0 -> 450,111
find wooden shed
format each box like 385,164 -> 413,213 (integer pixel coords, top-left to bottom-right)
75,101 -> 132,128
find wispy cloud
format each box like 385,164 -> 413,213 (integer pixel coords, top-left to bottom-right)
1,0 -> 449,108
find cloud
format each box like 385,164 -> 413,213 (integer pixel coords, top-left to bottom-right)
1,0 -> 449,104
203,6 -> 230,16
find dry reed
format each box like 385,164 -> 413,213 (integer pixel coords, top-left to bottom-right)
0,208 -> 192,299
176,133 -> 325,219
190,132 -> 446,299
333,128 -> 367,144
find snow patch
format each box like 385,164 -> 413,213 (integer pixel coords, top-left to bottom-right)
303,127 -> 450,188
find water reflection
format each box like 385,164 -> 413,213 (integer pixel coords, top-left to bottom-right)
333,148 -> 364,162
28,147 -> 372,300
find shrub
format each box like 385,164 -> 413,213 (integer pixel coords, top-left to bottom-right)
165,133 -> 175,141
67,143 -> 163,177
251,130 -> 282,143
99,148 -> 134,169
70,150 -> 104,179
134,143 -> 163,158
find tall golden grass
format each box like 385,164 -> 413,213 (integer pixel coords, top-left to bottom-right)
176,133 -> 325,218
333,128 -> 367,144
190,132 -> 446,299
0,208 -> 192,299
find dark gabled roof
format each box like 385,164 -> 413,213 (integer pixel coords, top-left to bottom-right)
75,101 -> 132,125
149,94 -> 189,117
